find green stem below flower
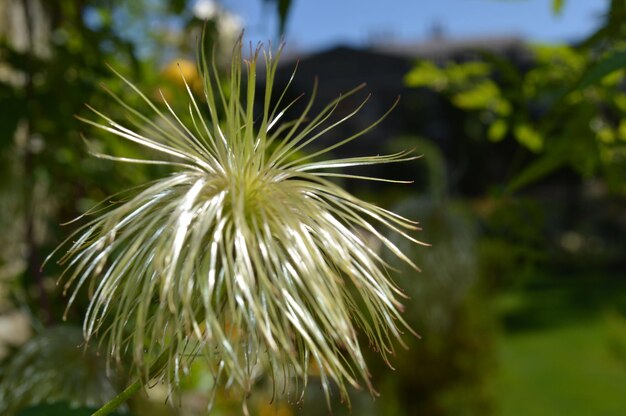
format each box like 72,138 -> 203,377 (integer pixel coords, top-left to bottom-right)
91,348 -> 171,416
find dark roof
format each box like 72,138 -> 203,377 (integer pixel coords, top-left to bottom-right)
277,36 -> 531,66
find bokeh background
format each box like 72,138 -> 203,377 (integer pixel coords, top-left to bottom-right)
1,0 -> 625,415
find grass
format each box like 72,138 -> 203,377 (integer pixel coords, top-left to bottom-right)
496,319 -> 626,416
494,270 -> 626,415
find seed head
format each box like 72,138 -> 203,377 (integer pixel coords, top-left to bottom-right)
52,34 -> 423,408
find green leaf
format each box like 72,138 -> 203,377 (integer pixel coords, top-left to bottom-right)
578,50 -> 626,89
505,153 -> 565,193
167,0 -> 187,14
488,119 -> 508,142
404,61 -> 447,89
552,0 -> 564,15
17,402 -> 126,416
514,124 -> 543,152
451,80 -> 500,110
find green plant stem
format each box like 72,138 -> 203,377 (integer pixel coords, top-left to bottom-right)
91,378 -> 143,416
91,348 -> 171,416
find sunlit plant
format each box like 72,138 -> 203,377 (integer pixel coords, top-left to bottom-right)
51,32 -> 423,414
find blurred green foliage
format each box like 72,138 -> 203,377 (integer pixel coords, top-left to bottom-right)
0,1 -> 161,323
406,2 -> 626,194
0,326 -> 122,416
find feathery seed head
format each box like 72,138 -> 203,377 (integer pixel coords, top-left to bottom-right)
53,33 -> 423,408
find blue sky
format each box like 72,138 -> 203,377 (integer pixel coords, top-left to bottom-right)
221,0 -> 606,52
